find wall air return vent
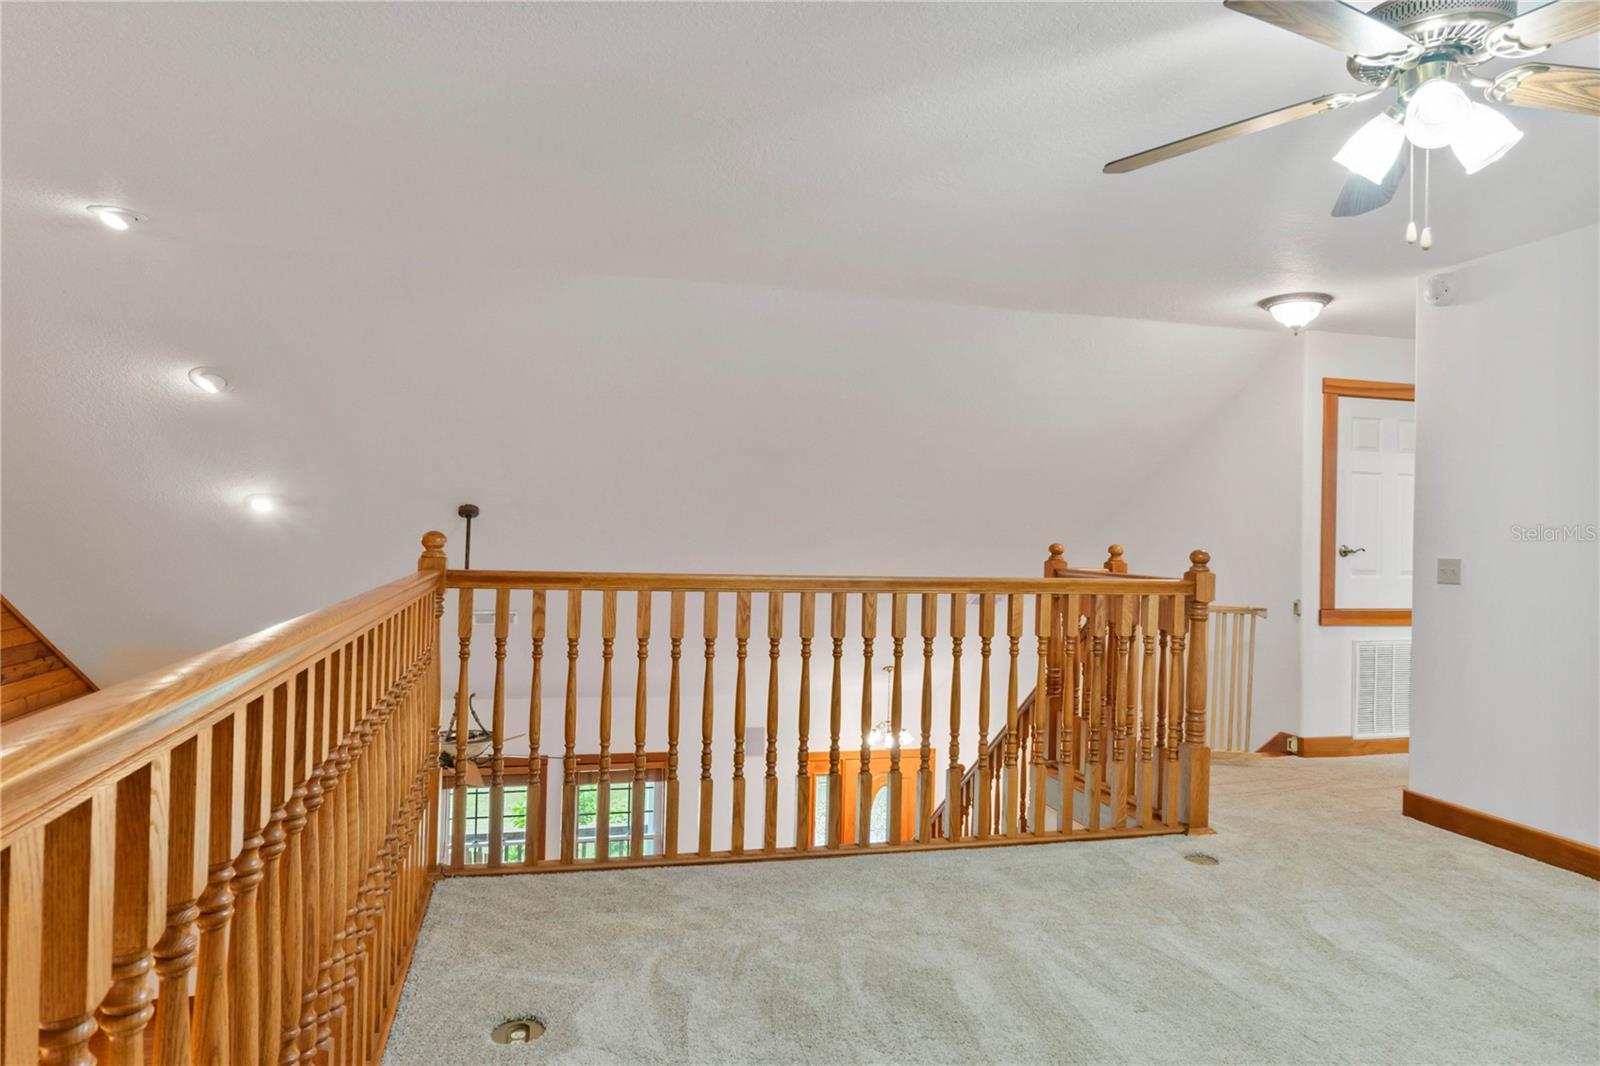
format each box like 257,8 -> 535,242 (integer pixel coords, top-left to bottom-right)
1353,640 -> 1411,738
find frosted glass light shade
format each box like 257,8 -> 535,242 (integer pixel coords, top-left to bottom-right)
1334,112 -> 1406,184
1451,103 -> 1523,174
1405,79 -> 1471,149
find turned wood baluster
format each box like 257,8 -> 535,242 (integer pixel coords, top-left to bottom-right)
311,651 -> 349,1064
1182,549 -> 1214,830
92,756 -> 169,1066
1060,594 -> 1080,836
794,592 -> 815,852
37,788 -> 115,1066
526,592 -> 547,867
327,646 -> 357,1060
489,590 -> 510,867
451,590 -> 472,869
149,731 -> 209,1066
945,593 -> 965,842
3,824 -> 45,1066
195,712 -> 244,1066
1165,597 -> 1187,829
277,677 -> 308,1066
856,593 -> 877,847
596,591 -> 618,863
335,640 -> 367,1066
223,700 -> 266,1066
254,690 -> 288,1066
975,594 -> 994,841
666,591 -> 684,858
916,594 -> 935,843
763,592 -> 782,853
1114,597 -> 1137,827
1086,599 -> 1106,832
730,591 -> 752,856
826,593 -> 846,851
633,592 -> 652,859
561,592 -> 582,866
698,594 -> 717,857
294,666 -> 327,1066
1031,595 -> 1052,836
1138,598 -> 1160,829
887,594 -> 906,846
1002,594 -> 1022,837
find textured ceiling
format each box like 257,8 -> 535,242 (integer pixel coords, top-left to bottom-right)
2,2 -> 1595,683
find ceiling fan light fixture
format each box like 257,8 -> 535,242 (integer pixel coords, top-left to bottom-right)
1404,78 -> 1471,149
1450,103 -> 1524,174
1258,292 -> 1332,335
1334,112 -> 1406,184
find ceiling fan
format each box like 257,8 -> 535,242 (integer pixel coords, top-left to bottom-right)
1104,0 -> 1600,246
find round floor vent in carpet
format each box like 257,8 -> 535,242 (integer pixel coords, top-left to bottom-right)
491,1018 -> 546,1045
1184,852 -> 1220,866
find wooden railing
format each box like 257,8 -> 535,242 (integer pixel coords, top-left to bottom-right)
0,565 -> 442,1066
931,546 -> 1219,837
436,537 -> 1215,874
1207,606 -> 1267,753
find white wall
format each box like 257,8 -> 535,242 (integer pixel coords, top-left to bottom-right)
1095,328 -> 1415,749
1409,224 -> 1599,846
1297,332 -> 1416,739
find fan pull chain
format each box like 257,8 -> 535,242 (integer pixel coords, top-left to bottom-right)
1420,149 -> 1434,252
1405,142 -> 1418,245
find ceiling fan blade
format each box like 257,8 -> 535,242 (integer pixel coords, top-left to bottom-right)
1488,63 -> 1600,115
1487,0 -> 1600,55
1332,150 -> 1406,217
1223,1 -> 1420,60
1103,90 -> 1373,174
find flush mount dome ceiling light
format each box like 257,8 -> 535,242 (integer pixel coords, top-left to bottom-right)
1102,0 -> 1597,249
86,205 -> 142,231
187,367 -> 229,394
1259,293 -> 1332,335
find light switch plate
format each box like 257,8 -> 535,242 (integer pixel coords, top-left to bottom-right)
1437,558 -> 1462,585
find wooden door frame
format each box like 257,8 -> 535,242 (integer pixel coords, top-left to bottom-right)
1319,377 -> 1415,626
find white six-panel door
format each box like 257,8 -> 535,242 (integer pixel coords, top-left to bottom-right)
1335,397 -> 1415,610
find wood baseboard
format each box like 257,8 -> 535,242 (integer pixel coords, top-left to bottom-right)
1403,789 -> 1600,880
1297,735 -> 1408,757
1256,733 -> 1409,757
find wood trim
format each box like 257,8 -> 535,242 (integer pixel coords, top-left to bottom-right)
1296,735 -> 1409,757
1403,789 -> 1600,880
1318,378 -> 1415,627
1322,378 -> 1415,401
1318,608 -> 1412,626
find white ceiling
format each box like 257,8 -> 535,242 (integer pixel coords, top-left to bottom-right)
2,2 -> 1596,683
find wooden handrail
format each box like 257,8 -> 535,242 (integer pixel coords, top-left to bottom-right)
0,545 -> 443,1066
445,569 -> 1193,595
1,572 -> 435,844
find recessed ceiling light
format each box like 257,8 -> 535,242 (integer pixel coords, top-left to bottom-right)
86,205 -> 142,231
1258,293 -> 1332,335
187,367 -> 229,394
245,494 -> 277,514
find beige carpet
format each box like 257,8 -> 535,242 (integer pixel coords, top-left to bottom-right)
384,755 -> 1600,1064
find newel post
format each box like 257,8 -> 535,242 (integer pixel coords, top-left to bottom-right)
1180,549 -> 1214,832
1103,544 -> 1128,573
417,532 -> 447,874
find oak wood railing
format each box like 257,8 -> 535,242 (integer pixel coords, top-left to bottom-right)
0,565 -> 442,1066
1207,605 -> 1267,754
436,537 -> 1215,875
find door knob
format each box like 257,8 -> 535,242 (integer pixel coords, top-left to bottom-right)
1338,544 -> 1366,558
